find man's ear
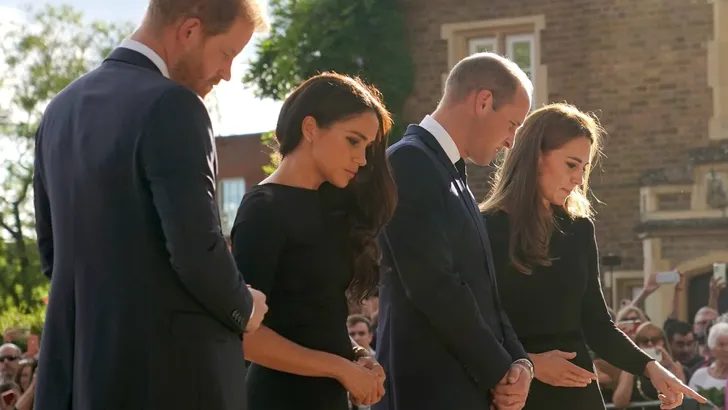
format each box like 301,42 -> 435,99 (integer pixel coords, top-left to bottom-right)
475,89 -> 494,113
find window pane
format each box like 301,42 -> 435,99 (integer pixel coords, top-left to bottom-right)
468,37 -> 496,55
219,178 -> 246,235
509,39 -> 532,71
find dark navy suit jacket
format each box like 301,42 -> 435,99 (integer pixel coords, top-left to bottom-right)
374,125 -> 528,410
32,47 -> 253,410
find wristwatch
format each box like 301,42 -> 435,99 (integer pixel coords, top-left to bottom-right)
513,358 -> 535,380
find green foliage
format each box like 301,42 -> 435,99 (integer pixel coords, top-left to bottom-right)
0,303 -> 47,340
243,0 -> 414,146
0,4 -> 132,314
696,386 -> 724,408
260,132 -> 281,176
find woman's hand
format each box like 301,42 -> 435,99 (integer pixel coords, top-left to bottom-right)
334,359 -> 382,406
530,350 -> 598,388
645,361 -> 707,409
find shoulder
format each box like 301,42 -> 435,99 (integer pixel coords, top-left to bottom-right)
148,83 -> 209,120
569,216 -> 595,236
481,209 -> 508,223
231,185 -> 282,236
238,185 -> 279,216
387,138 -> 442,181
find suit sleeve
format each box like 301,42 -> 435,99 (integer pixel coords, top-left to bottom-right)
580,219 -> 653,375
500,313 -> 529,362
139,86 -> 253,333
384,145 -> 513,393
33,123 -> 54,279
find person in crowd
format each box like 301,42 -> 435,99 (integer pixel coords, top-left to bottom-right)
614,305 -> 649,340
612,322 -> 685,410
688,322 -> 728,391
0,344 -> 20,383
481,103 -> 706,409
347,315 -> 375,356
375,52 -> 533,410
231,72 -> 393,410
665,321 -> 702,381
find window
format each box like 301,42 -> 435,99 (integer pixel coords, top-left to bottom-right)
442,15 -> 546,107
467,33 -> 535,83
219,178 -> 246,235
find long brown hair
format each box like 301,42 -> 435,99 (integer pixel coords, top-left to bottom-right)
275,72 -> 397,303
480,103 -> 604,274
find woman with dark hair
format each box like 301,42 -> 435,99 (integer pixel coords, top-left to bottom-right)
480,103 -> 705,410
231,72 -> 396,410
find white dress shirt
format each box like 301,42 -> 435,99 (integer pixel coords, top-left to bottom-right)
419,115 -> 460,164
119,38 -> 170,78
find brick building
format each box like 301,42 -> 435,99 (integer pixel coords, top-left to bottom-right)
215,133 -> 272,235
398,0 -> 728,323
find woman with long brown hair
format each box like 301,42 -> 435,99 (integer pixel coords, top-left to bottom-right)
230,72 -> 396,410
480,103 -> 705,409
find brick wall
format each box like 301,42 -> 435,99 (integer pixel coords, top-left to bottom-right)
661,233 -> 728,265
398,0 -> 714,270
216,133 -> 272,185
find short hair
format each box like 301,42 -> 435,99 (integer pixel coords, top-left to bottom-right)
0,343 -> 21,356
347,314 -> 373,332
695,306 -> 719,319
707,322 -> 728,350
147,0 -> 269,36
665,321 -> 693,340
442,52 -> 533,110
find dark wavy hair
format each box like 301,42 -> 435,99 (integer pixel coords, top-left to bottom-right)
275,72 -> 397,303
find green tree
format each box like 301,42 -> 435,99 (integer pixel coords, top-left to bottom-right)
0,4 -> 133,318
243,0 -> 414,146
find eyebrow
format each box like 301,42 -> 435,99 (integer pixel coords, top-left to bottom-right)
567,156 -> 589,165
349,130 -> 375,144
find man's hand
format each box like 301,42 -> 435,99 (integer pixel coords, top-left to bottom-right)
645,361 -> 707,409
490,363 -> 531,410
245,287 -> 268,333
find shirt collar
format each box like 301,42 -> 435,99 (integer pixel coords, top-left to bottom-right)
119,39 -> 170,78
419,115 -> 460,164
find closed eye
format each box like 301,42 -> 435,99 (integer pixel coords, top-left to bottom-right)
347,136 -> 360,146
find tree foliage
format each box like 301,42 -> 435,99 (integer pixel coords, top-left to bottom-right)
243,0 -> 414,144
0,4 -> 132,321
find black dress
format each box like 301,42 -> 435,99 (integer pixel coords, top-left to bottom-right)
231,183 -> 354,410
483,209 -> 653,410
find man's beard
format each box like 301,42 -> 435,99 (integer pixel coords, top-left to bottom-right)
169,53 -> 207,97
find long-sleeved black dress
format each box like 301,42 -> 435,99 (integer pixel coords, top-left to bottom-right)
483,209 -> 653,409
231,183 -> 355,410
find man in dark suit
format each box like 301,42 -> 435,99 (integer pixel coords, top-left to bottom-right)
32,1 -> 269,409
375,53 -> 535,410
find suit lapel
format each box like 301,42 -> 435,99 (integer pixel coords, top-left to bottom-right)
407,126 -> 494,271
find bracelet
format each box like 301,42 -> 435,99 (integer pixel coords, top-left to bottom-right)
353,346 -> 370,360
513,358 -> 535,380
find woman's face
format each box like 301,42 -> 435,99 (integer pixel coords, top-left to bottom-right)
712,334 -> 728,362
636,329 -> 665,349
537,136 -> 591,206
303,111 -> 379,188
18,366 -> 32,390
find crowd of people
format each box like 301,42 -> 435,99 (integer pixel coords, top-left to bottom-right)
590,274 -> 728,409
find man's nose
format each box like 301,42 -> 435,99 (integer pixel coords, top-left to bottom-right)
220,65 -> 232,82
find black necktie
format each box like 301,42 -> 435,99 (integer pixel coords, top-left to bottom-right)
455,159 -> 467,184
